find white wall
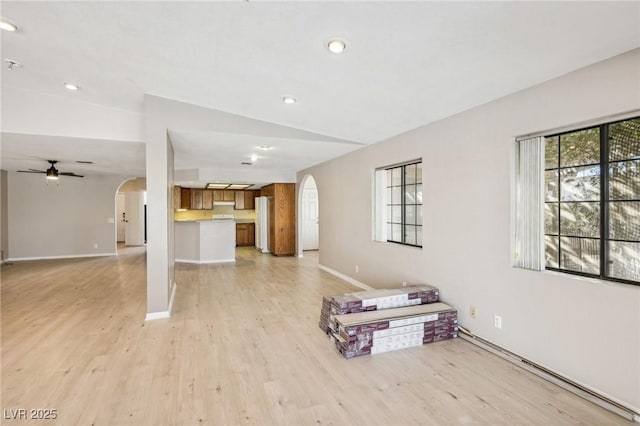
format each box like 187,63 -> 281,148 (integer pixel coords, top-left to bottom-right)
299,49 -> 640,410
7,172 -> 130,259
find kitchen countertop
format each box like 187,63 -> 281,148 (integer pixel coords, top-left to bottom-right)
174,218 -> 255,223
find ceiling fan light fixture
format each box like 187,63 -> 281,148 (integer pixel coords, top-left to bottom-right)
327,38 -> 347,54
46,168 -> 59,180
0,19 -> 17,32
5,59 -> 22,70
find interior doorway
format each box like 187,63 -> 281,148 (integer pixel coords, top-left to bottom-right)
299,175 -> 319,255
115,178 -> 147,253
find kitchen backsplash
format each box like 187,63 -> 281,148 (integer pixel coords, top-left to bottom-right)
174,205 -> 256,221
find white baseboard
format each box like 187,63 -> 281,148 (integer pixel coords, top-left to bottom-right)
175,258 -> 235,264
7,252 -> 116,262
318,264 -> 373,291
145,281 -> 178,321
458,331 -> 640,422
145,311 -> 170,321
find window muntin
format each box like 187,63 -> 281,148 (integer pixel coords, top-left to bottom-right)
543,116 -> 640,285
385,161 -> 422,247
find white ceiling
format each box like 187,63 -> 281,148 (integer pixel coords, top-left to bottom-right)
170,130 -> 363,171
1,1 -> 639,179
0,133 -> 145,177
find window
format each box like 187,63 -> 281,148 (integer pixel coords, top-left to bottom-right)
375,160 -> 422,247
543,116 -> 639,285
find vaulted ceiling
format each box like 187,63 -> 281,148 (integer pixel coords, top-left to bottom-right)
2,1 -> 639,182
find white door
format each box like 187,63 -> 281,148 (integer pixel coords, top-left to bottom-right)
116,193 -> 126,242
125,192 -> 145,246
302,184 -> 319,250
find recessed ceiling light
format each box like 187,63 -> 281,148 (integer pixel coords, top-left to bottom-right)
250,154 -> 258,162
327,39 -> 346,54
282,95 -> 296,105
64,83 -> 79,91
258,145 -> 273,151
0,20 -> 17,32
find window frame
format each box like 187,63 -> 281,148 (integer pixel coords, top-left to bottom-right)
543,116 -> 640,286
383,160 -> 423,248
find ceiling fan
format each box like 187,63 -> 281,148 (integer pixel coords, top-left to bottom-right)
18,160 -> 84,180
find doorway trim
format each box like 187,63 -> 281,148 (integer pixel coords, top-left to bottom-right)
297,174 -> 319,258
114,177 -> 147,253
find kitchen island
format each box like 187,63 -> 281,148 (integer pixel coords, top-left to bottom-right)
175,220 -> 235,263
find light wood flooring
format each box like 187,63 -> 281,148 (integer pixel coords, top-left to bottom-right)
1,247 -> 628,425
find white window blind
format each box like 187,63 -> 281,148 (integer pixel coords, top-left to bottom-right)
514,136 -> 545,270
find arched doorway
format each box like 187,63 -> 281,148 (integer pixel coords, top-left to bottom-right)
115,177 -> 147,253
298,175 -> 319,257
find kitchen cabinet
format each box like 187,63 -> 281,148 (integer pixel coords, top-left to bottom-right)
213,190 -> 224,201
234,190 -> 257,210
260,183 -> 296,256
180,187 -> 191,210
236,223 -> 255,247
173,186 -> 182,210
202,189 -> 213,210
190,189 -> 203,210
244,190 -> 256,210
235,191 -> 245,210
213,190 -> 236,202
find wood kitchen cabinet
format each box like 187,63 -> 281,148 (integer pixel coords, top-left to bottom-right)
173,186 -> 182,210
190,189 -> 203,210
260,183 -> 295,256
234,190 -> 257,210
179,187 -> 191,210
244,190 -> 256,210
213,190 -> 236,202
236,223 -> 255,247
235,191 -> 245,210
202,189 -> 213,210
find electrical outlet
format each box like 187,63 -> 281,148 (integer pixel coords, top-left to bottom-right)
402,281 -> 407,287
494,315 -> 502,329
470,306 -> 477,319
93,243 -> 98,249
355,265 -> 359,273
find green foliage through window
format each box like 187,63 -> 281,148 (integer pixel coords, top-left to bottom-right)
543,117 -> 640,284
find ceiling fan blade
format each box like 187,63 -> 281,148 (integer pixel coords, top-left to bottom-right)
18,170 -> 45,174
28,169 -> 46,172
59,172 -> 84,178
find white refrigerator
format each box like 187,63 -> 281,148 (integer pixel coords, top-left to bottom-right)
255,196 -> 270,253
